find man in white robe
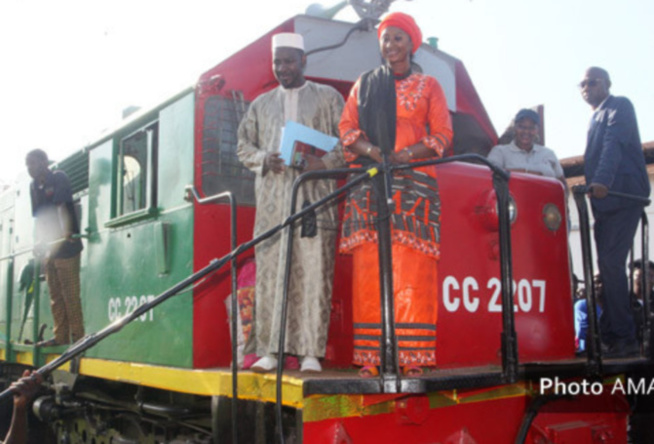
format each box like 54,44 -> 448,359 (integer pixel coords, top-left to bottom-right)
236,33 -> 344,372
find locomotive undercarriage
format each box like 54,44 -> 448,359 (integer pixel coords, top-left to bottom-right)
30,373 -> 301,444
34,374 -> 215,443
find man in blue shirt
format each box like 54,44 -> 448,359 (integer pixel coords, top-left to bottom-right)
580,67 -> 650,358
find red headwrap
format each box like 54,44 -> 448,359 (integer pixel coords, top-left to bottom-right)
377,12 -> 422,54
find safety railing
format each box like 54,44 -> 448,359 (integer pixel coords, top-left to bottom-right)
0,235 -> 88,365
0,154 -> 518,444
571,185 -> 651,377
185,186 -> 239,444
272,153 -> 518,439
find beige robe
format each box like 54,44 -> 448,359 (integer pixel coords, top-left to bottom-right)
237,81 -> 344,357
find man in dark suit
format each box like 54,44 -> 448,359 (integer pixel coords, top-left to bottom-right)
581,66 -> 650,357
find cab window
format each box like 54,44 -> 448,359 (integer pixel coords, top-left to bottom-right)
116,122 -> 158,218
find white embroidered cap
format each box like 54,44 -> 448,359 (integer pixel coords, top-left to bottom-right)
272,33 -> 304,51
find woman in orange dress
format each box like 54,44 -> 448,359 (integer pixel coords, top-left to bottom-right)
339,12 -> 453,377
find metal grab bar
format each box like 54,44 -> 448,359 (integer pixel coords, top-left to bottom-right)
185,185 -> 234,206
274,153 -> 519,434
638,213 -> 651,359
391,154 -> 517,382
572,186 -> 603,376
0,167 -> 376,405
1,234 -> 85,359
185,185 -> 239,444
575,185 -> 651,206
0,233 -> 87,263
572,184 -> 651,373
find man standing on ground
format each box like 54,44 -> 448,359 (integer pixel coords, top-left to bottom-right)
580,67 -> 650,357
26,149 -> 84,347
237,33 -> 344,372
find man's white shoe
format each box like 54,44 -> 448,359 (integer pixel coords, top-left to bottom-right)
300,356 -> 322,373
251,356 -> 278,373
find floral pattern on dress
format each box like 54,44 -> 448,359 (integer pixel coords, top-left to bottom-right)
396,74 -> 428,112
423,135 -> 445,157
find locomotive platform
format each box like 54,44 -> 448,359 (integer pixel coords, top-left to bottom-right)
2,343 -> 650,409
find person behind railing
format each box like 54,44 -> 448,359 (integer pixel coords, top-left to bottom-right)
580,66 -> 650,358
574,274 -> 603,354
629,259 -> 654,343
236,33 -> 345,373
338,12 -> 453,377
25,149 -> 85,347
487,109 -> 568,194
2,371 -> 43,444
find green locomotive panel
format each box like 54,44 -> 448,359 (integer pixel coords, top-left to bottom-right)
1,90 -> 196,368
82,92 -> 195,367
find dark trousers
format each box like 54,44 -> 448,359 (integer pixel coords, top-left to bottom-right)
593,206 -> 643,343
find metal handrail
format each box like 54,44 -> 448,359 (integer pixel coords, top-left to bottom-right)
0,167 -> 378,404
572,186 -> 603,376
1,234 -> 85,359
639,212 -> 650,358
392,154 -> 516,381
185,185 -> 239,444
274,154 -> 517,409
272,154 -> 516,444
572,185 -> 652,374
0,233 -> 89,263
0,155 -> 519,444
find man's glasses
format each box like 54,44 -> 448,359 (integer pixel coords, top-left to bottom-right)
578,79 -> 600,89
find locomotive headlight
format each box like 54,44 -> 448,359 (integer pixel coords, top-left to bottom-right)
542,203 -> 562,231
477,190 -> 518,231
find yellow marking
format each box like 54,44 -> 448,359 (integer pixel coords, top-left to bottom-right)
451,383 -> 528,404
0,348 -> 5,361
426,391 -> 459,409
303,394 -> 396,422
15,351 -> 34,365
303,384 -> 531,423
79,358 -> 305,408
46,355 -> 71,371
367,167 -> 379,177
0,348 -> 570,423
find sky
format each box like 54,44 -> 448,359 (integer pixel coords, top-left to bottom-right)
1,0 -> 653,187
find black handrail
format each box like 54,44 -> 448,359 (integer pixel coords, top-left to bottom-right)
379,153 -> 400,387
1,154 -> 519,444
493,169 -> 519,382
572,186 -> 603,376
640,212 -> 651,359
0,166 -> 379,406
275,166 -> 368,442
572,185 -> 652,374
186,186 -> 239,444
391,154 -> 517,381
274,153 -> 517,427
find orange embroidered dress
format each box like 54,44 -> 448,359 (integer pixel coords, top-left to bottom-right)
339,70 -> 452,367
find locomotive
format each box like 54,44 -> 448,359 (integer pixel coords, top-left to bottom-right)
0,2 -> 649,443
